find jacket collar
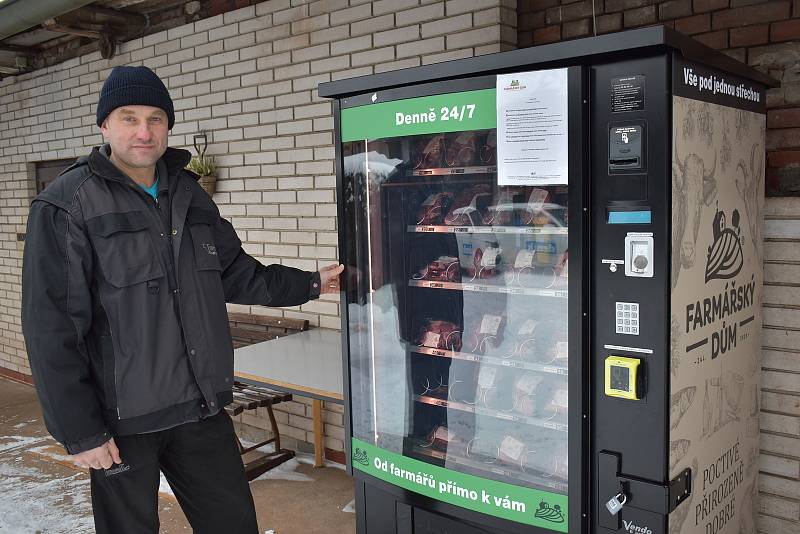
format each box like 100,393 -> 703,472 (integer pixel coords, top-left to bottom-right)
88,144 -> 193,185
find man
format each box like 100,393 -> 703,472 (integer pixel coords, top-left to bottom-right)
21,65 -> 343,533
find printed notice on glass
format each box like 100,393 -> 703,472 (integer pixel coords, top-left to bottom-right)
496,69 -> 569,186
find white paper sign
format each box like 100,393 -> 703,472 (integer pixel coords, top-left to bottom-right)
496,69 -> 569,186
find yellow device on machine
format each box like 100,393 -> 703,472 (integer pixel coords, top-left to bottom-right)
604,356 -> 641,400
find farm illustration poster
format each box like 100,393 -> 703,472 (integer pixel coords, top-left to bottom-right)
669,95 -> 765,534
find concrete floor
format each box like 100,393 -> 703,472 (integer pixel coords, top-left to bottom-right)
0,377 -> 356,534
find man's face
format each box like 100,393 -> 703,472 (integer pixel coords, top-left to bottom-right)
100,105 -> 169,169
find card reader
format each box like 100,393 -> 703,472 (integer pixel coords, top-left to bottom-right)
604,356 -> 642,400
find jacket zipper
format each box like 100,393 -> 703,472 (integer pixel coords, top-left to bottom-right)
113,182 -> 183,420
125,180 -> 205,410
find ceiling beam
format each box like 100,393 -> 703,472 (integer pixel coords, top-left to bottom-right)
0,0 -> 96,41
0,43 -> 35,54
61,5 -> 148,28
41,20 -> 100,39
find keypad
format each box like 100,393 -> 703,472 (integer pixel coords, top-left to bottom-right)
615,302 -> 640,335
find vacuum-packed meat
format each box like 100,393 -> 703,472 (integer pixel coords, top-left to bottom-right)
413,255 -> 461,282
416,191 -> 453,225
417,320 -> 462,352
444,184 -> 492,226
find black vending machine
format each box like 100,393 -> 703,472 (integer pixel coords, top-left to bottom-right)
319,26 -> 775,534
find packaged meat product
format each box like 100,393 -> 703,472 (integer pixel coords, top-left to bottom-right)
510,319 -> 540,360
444,184 -> 492,226
413,255 -> 460,282
415,191 -> 453,225
554,250 -> 569,280
543,382 -> 569,417
519,188 -> 550,225
483,188 -> 524,226
504,249 -> 558,288
516,263 -> 557,289
445,131 -> 479,167
466,313 -> 506,355
529,323 -> 568,365
497,435 -> 527,466
521,447 -> 568,480
447,379 -> 479,405
513,373 -> 547,416
417,320 -> 462,352
519,189 -> 567,228
467,244 -> 502,281
482,370 -> 516,412
420,425 -> 464,452
465,436 -> 500,464
480,130 -> 496,165
415,374 -> 448,397
413,135 -> 445,169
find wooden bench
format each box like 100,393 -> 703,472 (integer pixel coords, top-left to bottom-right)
228,312 -> 310,349
226,313 -> 309,481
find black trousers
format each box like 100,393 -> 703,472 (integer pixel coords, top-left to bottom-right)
90,411 -> 258,534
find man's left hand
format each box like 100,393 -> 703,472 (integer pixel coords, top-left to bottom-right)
319,264 -> 344,294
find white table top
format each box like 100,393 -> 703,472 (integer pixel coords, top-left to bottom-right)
233,328 -> 344,403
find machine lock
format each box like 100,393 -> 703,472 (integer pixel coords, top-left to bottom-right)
598,451 -> 692,529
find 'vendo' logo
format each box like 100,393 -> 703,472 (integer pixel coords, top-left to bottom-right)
622,519 -> 653,534
704,206 -> 743,283
533,500 -> 565,523
352,447 -> 369,466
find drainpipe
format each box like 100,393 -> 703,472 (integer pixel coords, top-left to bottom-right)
0,0 -> 97,41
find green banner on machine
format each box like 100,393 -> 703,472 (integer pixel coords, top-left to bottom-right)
351,438 -> 568,531
340,89 -> 496,141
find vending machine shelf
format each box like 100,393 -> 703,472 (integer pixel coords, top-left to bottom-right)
411,344 -> 569,376
413,395 -> 569,433
409,165 -> 497,176
407,225 -> 569,235
408,279 -> 569,298
410,444 -> 569,492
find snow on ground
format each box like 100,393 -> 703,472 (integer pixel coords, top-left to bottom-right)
341,499 -> 356,514
1,433 -> 350,532
0,460 -> 94,532
0,435 -> 48,454
254,457 -> 314,482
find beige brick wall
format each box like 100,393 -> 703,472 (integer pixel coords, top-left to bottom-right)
760,198 -> 800,533
0,0 -> 516,457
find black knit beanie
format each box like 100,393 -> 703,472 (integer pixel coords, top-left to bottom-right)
96,66 -> 175,129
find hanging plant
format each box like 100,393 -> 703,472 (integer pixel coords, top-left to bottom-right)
186,154 -> 217,196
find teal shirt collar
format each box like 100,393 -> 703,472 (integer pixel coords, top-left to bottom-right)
139,167 -> 160,200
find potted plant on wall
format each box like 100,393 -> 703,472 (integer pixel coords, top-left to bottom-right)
186,153 -> 217,196
187,131 -> 217,196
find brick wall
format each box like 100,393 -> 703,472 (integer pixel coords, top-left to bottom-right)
0,0 -> 516,459
761,198 -> 800,533
518,3 -> 800,529
519,0 -> 800,196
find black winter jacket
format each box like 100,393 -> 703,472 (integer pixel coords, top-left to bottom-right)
21,145 -> 319,454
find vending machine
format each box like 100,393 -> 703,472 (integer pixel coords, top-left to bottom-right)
319,26 -> 775,534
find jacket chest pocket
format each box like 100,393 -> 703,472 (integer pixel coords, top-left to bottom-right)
87,211 -> 165,287
187,207 -> 222,271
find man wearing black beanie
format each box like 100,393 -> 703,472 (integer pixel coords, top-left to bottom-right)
21,65 -> 343,533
